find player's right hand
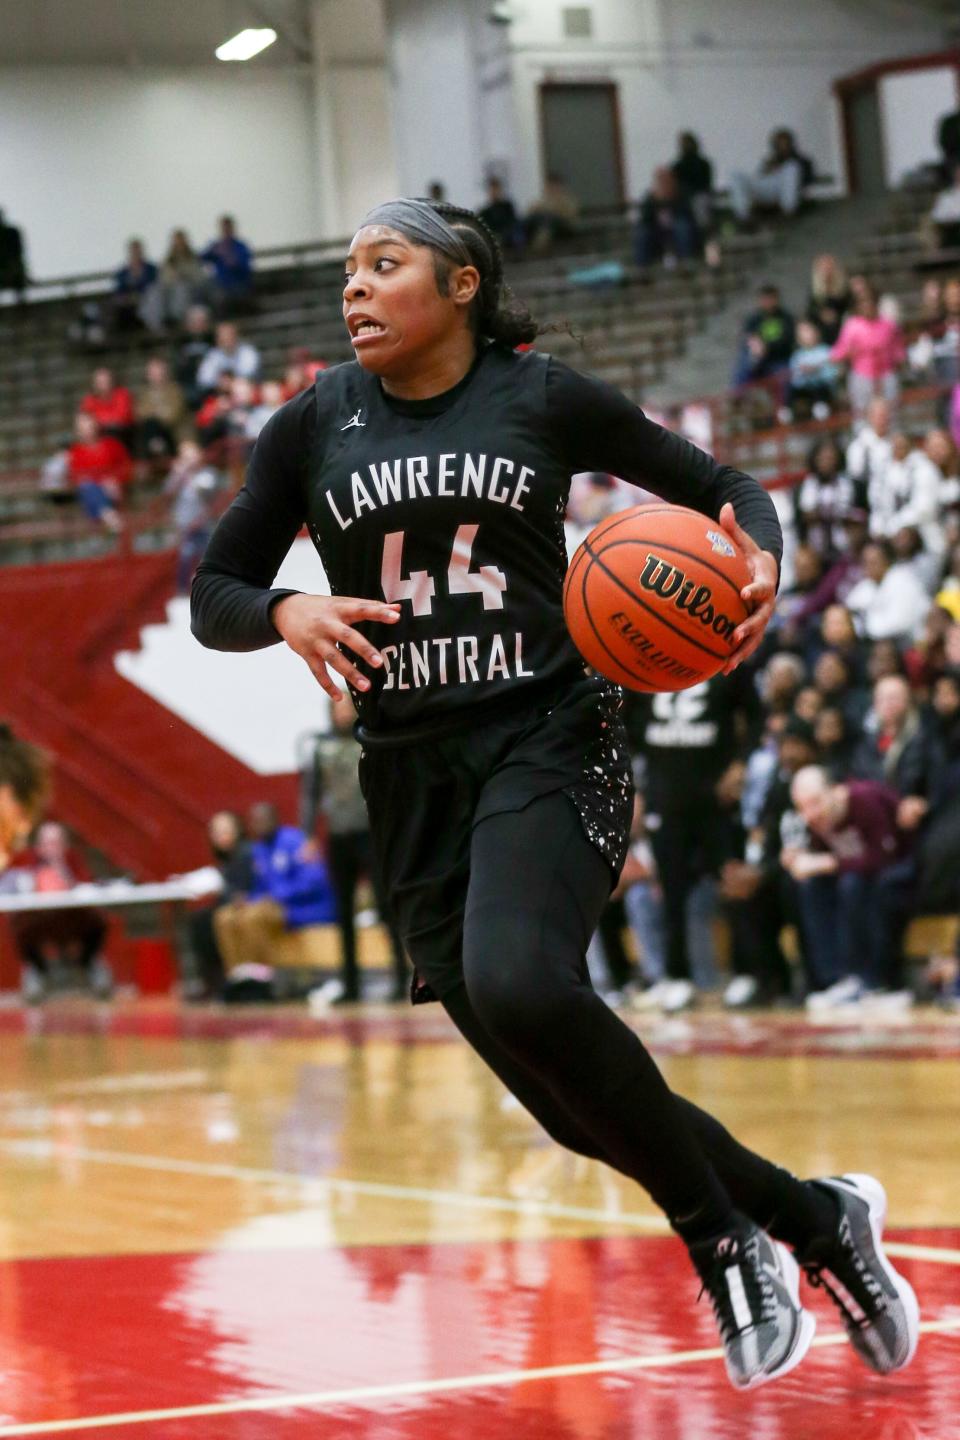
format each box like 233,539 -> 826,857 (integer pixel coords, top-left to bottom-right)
271,593 -> 401,702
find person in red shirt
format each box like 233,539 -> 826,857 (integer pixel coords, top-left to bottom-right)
784,767 -> 915,1007
79,366 -> 135,448
7,821 -> 111,1003
280,345 -> 328,401
67,413 -> 132,530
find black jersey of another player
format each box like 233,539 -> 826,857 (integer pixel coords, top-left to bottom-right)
628,669 -> 762,807
192,344 -> 782,734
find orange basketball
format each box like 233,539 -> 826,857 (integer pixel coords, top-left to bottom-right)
562,504 -> 752,692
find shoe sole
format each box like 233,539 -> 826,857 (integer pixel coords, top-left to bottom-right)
734,1244 -> 817,1390
831,1173 -> 920,1372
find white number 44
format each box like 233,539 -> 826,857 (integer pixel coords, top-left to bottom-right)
381,524 -> 506,616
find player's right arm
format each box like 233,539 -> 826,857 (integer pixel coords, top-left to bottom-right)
190,389 -> 399,700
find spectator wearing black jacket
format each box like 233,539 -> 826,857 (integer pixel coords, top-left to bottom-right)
634,168 -> 701,268
671,132 -> 714,231
174,305 -> 215,409
734,284 -> 796,386
479,177 -> 523,253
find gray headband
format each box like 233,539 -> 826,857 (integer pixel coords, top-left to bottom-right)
360,198 -> 473,267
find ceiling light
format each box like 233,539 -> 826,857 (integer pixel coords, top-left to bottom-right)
215,28 -> 278,62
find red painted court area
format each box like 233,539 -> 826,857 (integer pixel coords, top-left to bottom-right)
2,1232 -> 958,1439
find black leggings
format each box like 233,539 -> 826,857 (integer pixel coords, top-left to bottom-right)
442,792 -> 825,1243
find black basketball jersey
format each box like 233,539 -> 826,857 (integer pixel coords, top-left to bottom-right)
192,344 -> 782,735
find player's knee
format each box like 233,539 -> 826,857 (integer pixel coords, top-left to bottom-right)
463,953 -> 568,1049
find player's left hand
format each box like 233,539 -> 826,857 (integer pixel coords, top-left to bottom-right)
718,502 -> 778,673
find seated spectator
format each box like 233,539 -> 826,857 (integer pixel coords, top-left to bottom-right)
813,649 -> 869,730
867,431 -> 944,565
144,228 -> 207,332
671,131 -> 714,232
794,685 -> 823,725
851,675 -> 935,808
846,395 -> 893,505
280,345 -> 327,400
759,650 -> 807,718
939,105 -> 960,181
8,822 -> 112,1004
908,278 -> 959,390
185,811 -> 254,999
806,254 -> 850,345
733,283 -> 795,386
79,367 -> 135,449
174,305 -> 215,408
814,706 -> 854,778
213,803 -> 336,980
479,176 -> 523,252
615,795 -> 666,992
830,282 -> 905,416
787,321 -> 840,419
928,164 -> 960,250
634,167 -> 701,269
729,127 -> 813,226
201,215 -> 254,313
0,207 -> 28,301
245,379 -> 284,439
786,767 -> 915,1006
904,603 -> 952,692
195,373 -> 235,448
525,173 -> 580,253
788,513 -> 870,627
196,321 -> 260,393
794,439 -> 854,555
135,356 -> 190,461
0,725 -> 49,878
111,238 -> 160,332
867,637 -> 907,685
815,604 -> 863,676
720,718 -> 819,1006
845,540 -> 932,644
426,181 -> 446,203
67,413 -> 132,531
165,439 -> 222,593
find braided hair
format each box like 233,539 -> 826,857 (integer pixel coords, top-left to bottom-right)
426,201 -> 539,348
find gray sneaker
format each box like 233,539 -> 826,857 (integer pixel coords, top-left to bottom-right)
801,1174 -> 919,1374
690,1217 -> 816,1390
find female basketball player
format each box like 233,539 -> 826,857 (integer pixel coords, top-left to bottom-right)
192,199 -> 918,1389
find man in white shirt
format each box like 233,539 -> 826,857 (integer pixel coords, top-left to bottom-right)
845,541 -> 932,643
196,321 -> 261,393
846,397 -> 893,506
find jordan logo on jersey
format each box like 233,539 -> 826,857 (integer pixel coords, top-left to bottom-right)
340,409 -> 366,431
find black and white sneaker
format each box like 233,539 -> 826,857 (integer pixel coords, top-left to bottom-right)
801,1174 -> 919,1374
690,1216 -> 817,1390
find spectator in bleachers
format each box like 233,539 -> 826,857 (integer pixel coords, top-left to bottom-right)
79,367 -> 135,450
830,281 -> 905,416
845,539 -> 931,644
195,373 -> 235,449
186,811 -> 254,999
729,128 -> 813,226
846,395 -> 893,498
787,322 -> 840,419
213,802 -> 336,980
787,512 -> 870,627
928,164 -> 960,251
815,603 -> 864,675
426,181 -> 446,203
939,106 -> 960,181
111,238 -> 160,332
634,167 -> 701,270
202,215 -> 254,313
793,439 -> 854,554
806,254 -> 850,345
0,207 -> 28,301
281,345 -> 327,400
135,356 -> 190,461
479,176 -> 523,252
173,305 -> 215,408
8,821 -> 112,1004
525,173 -> 580,253
813,650 -> 868,731
145,228 -> 207,332
851,675 -> 936,812
165,439 -> 222,593
67,413 -> 131,532
245,379 -> 284,439
814,706 -> 854,779
870,432 -> 946,575
196,321 -> 261,394
733,283 -> 795,386
787,767 -> 915,1008
670,132 -> 714,233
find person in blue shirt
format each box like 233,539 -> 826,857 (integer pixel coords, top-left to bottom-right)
202,215 -> 254,312
213,802 -> 335,973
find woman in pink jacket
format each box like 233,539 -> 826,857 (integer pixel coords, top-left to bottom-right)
830,282 -> 905,416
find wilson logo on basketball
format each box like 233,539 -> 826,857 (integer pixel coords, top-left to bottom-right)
638,553 -> 738,643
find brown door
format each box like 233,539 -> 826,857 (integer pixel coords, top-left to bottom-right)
539,82 -> 625,211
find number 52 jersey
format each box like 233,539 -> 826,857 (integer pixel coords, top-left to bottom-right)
192,344 -> 781,734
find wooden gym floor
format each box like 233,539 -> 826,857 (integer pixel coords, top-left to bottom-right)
0,999 -> 958,1438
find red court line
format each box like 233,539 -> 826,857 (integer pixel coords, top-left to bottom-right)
0,1232 -> 958,1437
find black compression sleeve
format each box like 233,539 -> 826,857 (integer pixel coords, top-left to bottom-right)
190,388 -> 315,651
547,358 -> 783,574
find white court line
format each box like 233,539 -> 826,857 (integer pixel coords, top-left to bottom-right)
886,1241 -> 960,1266
1,1317 -> 959,1437
0,1139 -> 670,1234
